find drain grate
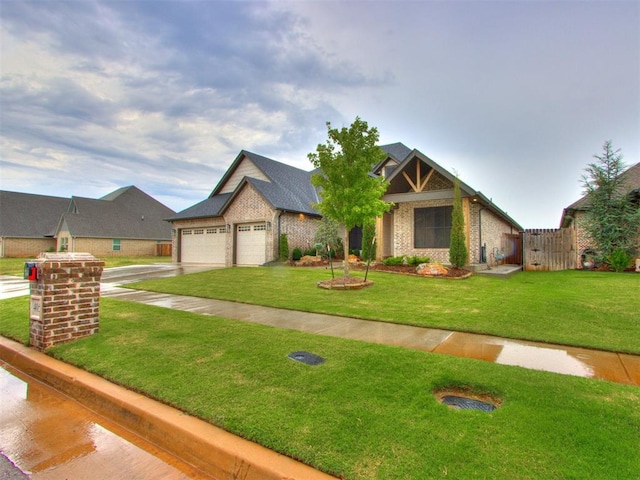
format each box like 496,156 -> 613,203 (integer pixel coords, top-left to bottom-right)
287,351 -> 325,366
441,395 -> 496,412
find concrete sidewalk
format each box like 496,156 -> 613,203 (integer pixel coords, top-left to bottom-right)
104,287 -> 639,386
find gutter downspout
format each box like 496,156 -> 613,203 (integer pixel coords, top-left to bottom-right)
478,207 -> 487,264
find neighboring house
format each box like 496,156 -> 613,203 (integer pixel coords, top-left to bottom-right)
169,143 -> 523,266
0,186 -> 174,258
0,191 -> 70,257
560,162 -> 640,266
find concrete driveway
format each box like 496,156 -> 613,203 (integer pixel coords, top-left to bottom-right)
0,263 -> 217,300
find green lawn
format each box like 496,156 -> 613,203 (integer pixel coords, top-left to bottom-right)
0,256 -> 171,276
128,267 -> 640,354
0,296 -> 638,480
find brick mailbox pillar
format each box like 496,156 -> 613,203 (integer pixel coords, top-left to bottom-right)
28,252 -> 105,351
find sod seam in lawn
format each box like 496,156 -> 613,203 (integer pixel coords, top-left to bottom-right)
127,268 -> 640,354
1,296 -> 638,480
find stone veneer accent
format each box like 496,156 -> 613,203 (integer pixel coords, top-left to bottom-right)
29,252 -> 104,351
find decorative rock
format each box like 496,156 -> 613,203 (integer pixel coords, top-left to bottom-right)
348,254 -> 360,264
416,263 -> 448,276
297,255 -> 318,265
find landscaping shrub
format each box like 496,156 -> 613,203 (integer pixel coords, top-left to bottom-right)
408,255 -> 430,266
382,256 -> 405,266
292,247 -> 303,261
279,234 -> 289,261
608,248 -> 632,272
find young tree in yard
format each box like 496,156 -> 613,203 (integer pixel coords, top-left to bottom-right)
449,177 -> 468,268
308,117 -> 391,277
581,140 -> 640,265
313,216 -> 342,259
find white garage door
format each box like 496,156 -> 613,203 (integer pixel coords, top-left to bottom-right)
180,227 -> 226,264
236,223 -> 267,266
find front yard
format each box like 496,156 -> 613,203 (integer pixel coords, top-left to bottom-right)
0,295 -> 638,480
128,267 -> 640,354
1,268 -> 638,479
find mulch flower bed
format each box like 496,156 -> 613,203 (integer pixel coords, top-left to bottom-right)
299,260 -> 472,285
316,276 -> 374,290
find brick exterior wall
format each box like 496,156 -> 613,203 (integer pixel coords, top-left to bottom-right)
476,207 -> 517,265
29,252 -> 104,351
170,187 -> 322,264
1,237 -> 57,258
573,212 -> 593,267
56,233 -> 163,257
391,198 -> 516,265
393,198 -> 455,263
279,213 -> 321,255
224,184 -> 277,265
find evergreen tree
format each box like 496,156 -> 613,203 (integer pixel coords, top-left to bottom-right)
581,141 -> 640,264
361,219 -> 377,262
449,177 -> 468,268
279,233 -> 289,261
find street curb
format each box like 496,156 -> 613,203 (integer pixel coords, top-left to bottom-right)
0,337 -> 337,480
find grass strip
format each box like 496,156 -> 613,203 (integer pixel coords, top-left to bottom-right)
0,256 -> 171,276
1,296 -> 638,480
128,268 -> 640,354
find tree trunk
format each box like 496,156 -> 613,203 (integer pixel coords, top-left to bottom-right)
343,228 -> 350,277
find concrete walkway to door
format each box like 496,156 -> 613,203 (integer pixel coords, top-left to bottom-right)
104,287 -> 639,386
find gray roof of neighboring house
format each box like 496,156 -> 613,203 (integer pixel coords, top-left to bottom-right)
60,186 -> 175,239
0,186 -> 174,240
561,162 -> 640,227
0,191 -> 71,238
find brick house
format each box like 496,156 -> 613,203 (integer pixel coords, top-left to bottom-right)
169,143 -> 522,266
560,162 -> 640,267
0,186 -> 174,258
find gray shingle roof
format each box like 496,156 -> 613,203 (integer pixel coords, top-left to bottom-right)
62,186 -> 175,239
170,150 -> 320,220
168,193 -> 231,220
1,186 -> 174,240
560,162 -> 640,227
171,145 -> 522,232
0,191 -> 70,237
566,162 -> 640,211
380,142 -> 412,162
243,152 -> 319,215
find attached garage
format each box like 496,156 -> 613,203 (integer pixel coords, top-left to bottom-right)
235,223 -> 267,265
180,226 -> 226,264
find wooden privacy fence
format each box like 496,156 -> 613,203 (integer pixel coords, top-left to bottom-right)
523,228 -> 576,271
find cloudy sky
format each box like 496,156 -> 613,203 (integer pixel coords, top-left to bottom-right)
1,0 -> 638,228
